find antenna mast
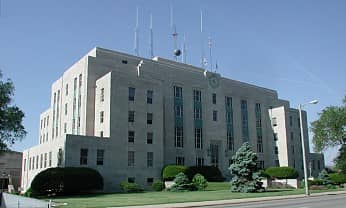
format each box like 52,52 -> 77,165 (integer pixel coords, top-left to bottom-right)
182,34 -> 187,63
134,7 -> 139,56
170,5 -> 181,61
200,10 -> 207,69
208,36 -> 213,71
149,13 -> 154,58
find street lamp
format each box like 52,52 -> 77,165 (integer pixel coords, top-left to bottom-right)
299,99 -> 318,196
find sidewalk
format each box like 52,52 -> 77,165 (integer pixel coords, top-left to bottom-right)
116,190 -> 346,208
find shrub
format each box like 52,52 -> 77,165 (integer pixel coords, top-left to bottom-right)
329,173 -> 346,185
162,165 -> 187,181
184,166 -> 224,182
170,172 -> 196,192
192,174 -> 208,191
31,167 -> 103,196
151,180 -> 165,191
120,181 -> 143,193
318,169 -> 332,185
265,167 -> 298,179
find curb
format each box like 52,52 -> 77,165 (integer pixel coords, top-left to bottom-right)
116,190 -> 346,208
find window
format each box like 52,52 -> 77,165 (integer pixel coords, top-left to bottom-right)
227,129 -> 234,151
100,111 -> 104,123
40,120 -> 42,129
275,146 -> 279,154
49,152 -> 52,167
193,90 -> 201,102
272,117 -> 277,126
122,60 -> 128,64
44,118 -> 46,128
100,88 -> 105,102
257,160 -> 264,169
79,74 -> 82,87
65,84 -> 68,96
47,116 -> 49,127
194,107 -> 202,120
36,155 -> 39,169
40,154 -> 43,168
289,116 -> 293,126
147,90 -> 153,104
255,103 -> 263,153
147,132 -> 153,144
128,87 -> 135,101
213,110 -> 218,121
196,157 -> 204,167
64,123 -> 67,133
275,160 -> 280,167
65,103 -> 68,115
147,152 -> 153,167
297,118 -> 301,127
97,149 -> 104,165
174,86 -> 182,98
175,105 -> 183,117
241,100 -> 249,142
147,178 -> 154,184
212,93 -> 216,104
128,111 -> 135,123
128,131 -> 135,143
43,153 -> 47,167
128,177 -> 135,183
176,156 -> 185,165
290,132 -> 294,141
174,127 -> 184,148
274,133 -> 278,141
225,96 -> 232,108
74,77 -> 77,90
147,113 -> 153,124
100,131 -> 104,137
194,128 -> 203,149
23,159 -> 26,171
57,149 -> 63,166
32,157 -> 35,170
128,151 -> 135,166
29,158 -> 31,170
80,148 -> 88,165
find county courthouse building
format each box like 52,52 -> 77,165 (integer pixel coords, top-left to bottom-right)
21,47 -> 324,191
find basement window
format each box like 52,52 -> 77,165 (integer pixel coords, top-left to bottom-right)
122,60 -> 128,64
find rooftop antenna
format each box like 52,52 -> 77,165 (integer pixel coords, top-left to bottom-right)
134,7 -> 139,56
200,10 -> 207,69
208,36 -> 213,71
149,13 -> 154,58
170,5 -> 181,61
182,33 -> 187,63
215,60 -> 218,73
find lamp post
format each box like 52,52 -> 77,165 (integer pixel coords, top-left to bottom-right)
299,99 -> 318,196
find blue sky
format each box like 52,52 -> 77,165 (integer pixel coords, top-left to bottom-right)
0,0 -> 345,166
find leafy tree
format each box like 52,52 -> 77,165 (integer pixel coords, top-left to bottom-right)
170,172 -> 196,192
229,142 -> 264,193
0,71 -> 26,150
311,96 -> 346,152
318,169 -> 332,185
334,145 -> 346,173
192,173 -> 208,191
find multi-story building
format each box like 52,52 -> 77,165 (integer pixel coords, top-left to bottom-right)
21,47 -> 324,192
0,150 -> 22,192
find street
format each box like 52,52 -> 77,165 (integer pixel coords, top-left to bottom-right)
209,193 -> 346,208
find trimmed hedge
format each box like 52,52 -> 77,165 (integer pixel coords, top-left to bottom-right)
265,167 -> 298,179
329,173 -> 346,185
162,165 -> 187,181
184,166 -> 225,182
192,174 -> 208,191
151,180 -> 165,191
31,167 -> 103,196
120,182 -> 143,193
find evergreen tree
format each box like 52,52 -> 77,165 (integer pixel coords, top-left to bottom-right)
229,142 -> 264,192
318,169 -> 332,185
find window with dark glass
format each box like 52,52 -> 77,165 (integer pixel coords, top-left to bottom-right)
128,111 -> 135,122
175,127 -> 184,148
174,86 -> 182,98
213,110 -> 218,121
128,151 -> 135,166
128,131 -> 135,143
147,113 -> 153,124
147,152 -> 153,167
147,90 -> 153,104
100,88 -> 105,102
147,132 -> 153,144
212,93 -> 216,104
193,90 -> 201,102
97,149 -> 104,165
176,156 -> 185,165
80,148 -> 88,165
128,87 -> 135,101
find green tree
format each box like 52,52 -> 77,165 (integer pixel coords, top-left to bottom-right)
318,169 -> 332,185
335,145 -> 346,173
0,71 -> 26,150
229,142 -> 264,193
311,96 -> 346,152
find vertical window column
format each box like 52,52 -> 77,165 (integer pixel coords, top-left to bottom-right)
226,97 -> 234,151
255,103 -> 263,153
241,100 -> 249,142
174,86 -> 184,148
193,90 -> 203,149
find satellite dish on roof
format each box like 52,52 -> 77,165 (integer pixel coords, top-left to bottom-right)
174,49 -> 181,56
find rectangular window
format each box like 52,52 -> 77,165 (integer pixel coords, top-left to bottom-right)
32,157 -> 35,170
65,103 -> 68,115
49,152 -> 52,167
64,123 -> 67,133
227,129 -> 234,151
213,110 -> 218,121
36,155 -> 39,169
225,96 -> 232,107
147,90 -> 153,104
196,157 -> 204,167
272,117 -> 277,126
289,116 -> 293,126
44,153 -> 47,167
241,100 -> 249,142
128,151 -> 135,166
100,88 -> 105,102
128,111 -> 135,123
40,154 -> 43,168
23,159 -> 26,171
97,149 -> 104,165
275,146 -> 279,154
175,105 -> 183,117
274,133 -> 278,141
128,131 -> 135,143
194,128 -> 203,149
128,177 -> 135,183
100,131 -> 104,138
100,111 -> 104,123
47,116 -> 49,127
128,87 -> 135,101
80,148 -> 88,165
255,103 -> 263,153
212,93 -> 216,104
174,127 -> 184,148
147,132 -> 153,144
193,90 -> 201,102
194,107 -> 202,120
147,178 -> 154,184
275,160 -> 280,167
257,160 -> 264,169
44,118 -> 46,128
297,118 -> 300,127
29,158 -> 31,170
66,84 -> 68,96
174,86 -> 182,98
147,113 -> 153,124
176,156 -> 185,165
79,74 -> 82,87
147,152 -> 153,167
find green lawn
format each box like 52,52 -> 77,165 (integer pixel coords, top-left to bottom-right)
51,183 -> 343,208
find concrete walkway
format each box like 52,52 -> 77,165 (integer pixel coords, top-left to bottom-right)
114,190 -> 346,208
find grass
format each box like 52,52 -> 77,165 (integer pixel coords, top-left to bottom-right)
50,183 -> 344,208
